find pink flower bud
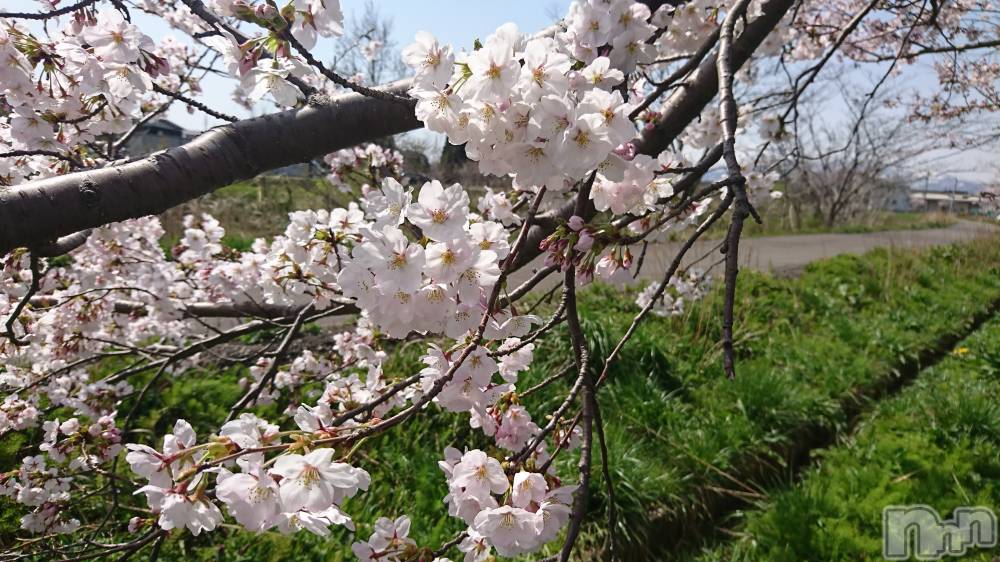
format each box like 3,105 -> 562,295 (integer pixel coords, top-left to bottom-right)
239,52 -> 257,76
254,3 -> 277,19
573,231 -> 594,252
613,142 -> 637,161
568,215 -> 584,231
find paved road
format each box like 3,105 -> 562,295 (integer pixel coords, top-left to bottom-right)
645,218 -> 999,278
510,219 -> 998,289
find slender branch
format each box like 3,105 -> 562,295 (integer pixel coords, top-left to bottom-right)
280,30 -> 413,107
0,150 -> 79,164
557,265 -> 594,562
151,84 -> 238,122
109,102 -> 172,160
717,0 -> 757,380
2,254 -> 41,346
0,0 -> 99,19
32,229 -> 93,257
555,170 -> 598,562
592,399 -> 619,561
863,38 -> 1000,61
630,28 -> 721,120
227,303 -> 314,420
60,99 -> 110,125
499,265 -> 558,308
596,193 -> 734,388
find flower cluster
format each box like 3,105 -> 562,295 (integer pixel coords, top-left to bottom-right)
339,179 -> 506,338
324,143 -> 405,194
1,415 -> 121,534
404,0 -> 659,202
0,12 -> 169,179
636,267 -> 713,317
351,516 -> 451,562
439,448 -> 576,557
125,417 -> 369,536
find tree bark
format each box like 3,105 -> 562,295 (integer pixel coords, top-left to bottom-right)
0,80 -> 418,255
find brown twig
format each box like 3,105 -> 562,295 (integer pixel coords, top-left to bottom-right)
2,254 -> 41,346
592,399 -> 620,561
227,303 -> 314,420
151,84 -> 238,122
280,30 -> 413,107
717,0 -> 757,380
0,0 -> 99,19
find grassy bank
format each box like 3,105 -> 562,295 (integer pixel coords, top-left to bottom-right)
558,236 -> 1000,559
3,238 -> 999,561
694,210 -> 956,241
689,315 -> 1000,561
158,177 -> 346,251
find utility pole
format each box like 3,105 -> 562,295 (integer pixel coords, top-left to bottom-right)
924,173 -> 929,212
950,177 -> 957,214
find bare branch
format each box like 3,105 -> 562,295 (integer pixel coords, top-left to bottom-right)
2,254 -> 41,346
0,0 -> 99,19
227,303 -> 315,420
717,0 -> 757,380
150,84 -> 238,123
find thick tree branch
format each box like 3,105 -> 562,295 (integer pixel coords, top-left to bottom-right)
0,80 -> 419,255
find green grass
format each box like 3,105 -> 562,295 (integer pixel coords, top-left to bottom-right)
688,315 -> 1000,562
557,238 -> 1000,560
694,209 -> 956,241
165,237 -> 1000,561
3,238 -> 1000,561
158,177 -> 351,251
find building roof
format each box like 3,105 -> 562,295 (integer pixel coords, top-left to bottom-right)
142,119 -> 186,134
910,192 -> 983,203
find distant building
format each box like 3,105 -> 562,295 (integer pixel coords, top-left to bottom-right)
910,190 -> 986,214
883,183 -> 912,212
123,119 -> 191,156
